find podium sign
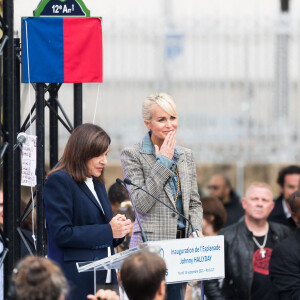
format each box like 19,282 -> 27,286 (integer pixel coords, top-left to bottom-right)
76,236 -> 224,285
148,235 -> 224,283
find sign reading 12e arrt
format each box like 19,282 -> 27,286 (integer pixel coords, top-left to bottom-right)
34,0 -> 90,17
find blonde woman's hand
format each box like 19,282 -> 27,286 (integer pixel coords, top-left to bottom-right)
154,131 -> 176,159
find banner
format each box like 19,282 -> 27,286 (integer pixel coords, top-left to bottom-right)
22,17 -> 102,83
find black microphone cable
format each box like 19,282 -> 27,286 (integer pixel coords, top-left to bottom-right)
123,178 -> 199,238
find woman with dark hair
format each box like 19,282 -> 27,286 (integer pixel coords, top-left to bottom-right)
44,123 -> 131,300
202,196 -> 227,236
185,197 -> 227,300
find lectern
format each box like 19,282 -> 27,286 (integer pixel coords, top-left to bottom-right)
77,235 -> 225,295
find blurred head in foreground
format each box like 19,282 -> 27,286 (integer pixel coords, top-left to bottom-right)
9,256 -> 68,300
120,250 -> 166,300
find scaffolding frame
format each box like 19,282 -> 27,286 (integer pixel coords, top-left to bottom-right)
1,1 -> 84,298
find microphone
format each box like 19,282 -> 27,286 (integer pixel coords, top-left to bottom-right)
116,178 -> 125,186
116,178 -> 148,243
123,178 -> 199,238
13,132 -> 28,150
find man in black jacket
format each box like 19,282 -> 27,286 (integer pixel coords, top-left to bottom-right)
205,182 -> 290,300
268,165 -> 300,231
207,174 -> 243,226
269,190 -> 300,299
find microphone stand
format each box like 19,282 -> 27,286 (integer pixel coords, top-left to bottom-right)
116,179 -> 148,243
124,178 -> 199,238
124,178 -> 203,300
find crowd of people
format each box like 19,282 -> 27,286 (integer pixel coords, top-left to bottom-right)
7,249 -> 167,300
1,93 -> 300,300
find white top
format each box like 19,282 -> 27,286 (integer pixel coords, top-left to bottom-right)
85,177 -> 111,283
85,177 -> 105,214
282,197 -> 291,219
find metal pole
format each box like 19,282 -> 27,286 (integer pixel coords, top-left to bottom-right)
74,83 -> 82,128
281,0 -> 289,11
13,36 -> 21,262
49,84 -> 59,169
162,0 -> 173,92
36,83 -> 45,256
3,0 -> 15,297
275,0 -> 290,122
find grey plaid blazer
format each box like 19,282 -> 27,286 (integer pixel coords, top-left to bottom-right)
120,141 -> 203,247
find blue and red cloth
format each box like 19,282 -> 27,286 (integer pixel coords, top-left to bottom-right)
22,17 -> 102,83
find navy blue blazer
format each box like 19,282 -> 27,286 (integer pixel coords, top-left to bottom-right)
43,171 -> 122,300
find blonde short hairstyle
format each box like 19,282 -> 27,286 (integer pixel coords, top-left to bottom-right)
142,93 -> 177,123
245,182 -> 273,198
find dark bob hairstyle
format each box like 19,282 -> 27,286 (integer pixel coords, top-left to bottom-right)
48,123 -> 111,182
202,196 -> 227,233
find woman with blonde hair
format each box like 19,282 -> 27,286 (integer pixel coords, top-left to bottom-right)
121,93 -> 203,300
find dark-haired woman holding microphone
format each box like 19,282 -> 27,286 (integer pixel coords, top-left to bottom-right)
44,123 -> 131,300
121,93 -> 203,300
